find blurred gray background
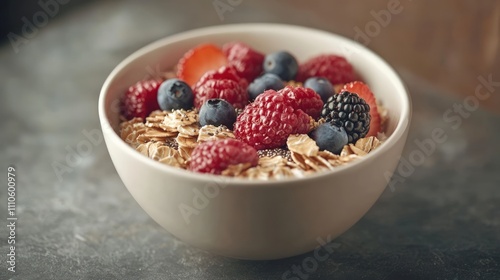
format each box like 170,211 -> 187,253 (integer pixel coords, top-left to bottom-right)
1,0 -> 499,279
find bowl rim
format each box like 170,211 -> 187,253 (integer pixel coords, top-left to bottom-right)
98,23 -> 412,187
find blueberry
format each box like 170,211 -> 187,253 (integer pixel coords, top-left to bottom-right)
263,51 -> 298,81
248,73 -> 285,100
310,122 -> 348,154
199,99 -> 237,129
304,77 -> 335,103
157,79 -> 194,111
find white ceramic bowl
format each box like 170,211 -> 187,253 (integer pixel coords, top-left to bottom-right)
99,23 -> 411,260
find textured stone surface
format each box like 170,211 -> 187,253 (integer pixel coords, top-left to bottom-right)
0,1 -> 499,279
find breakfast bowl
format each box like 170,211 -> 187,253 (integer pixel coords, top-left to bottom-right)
98,23 -> 411,260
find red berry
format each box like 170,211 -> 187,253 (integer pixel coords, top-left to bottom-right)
193,65 -> 248,93
234,90 -> 311,150
122,79 -> 162,119
297,54 -> 356,85
177,44 -> 228,86
188,138 -> 259,174
223,42 -> 265,82
194,79 -> 248,109
343,81 -> 381,137
278,86 -> 323,119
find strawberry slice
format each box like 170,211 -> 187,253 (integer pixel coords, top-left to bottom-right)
343,81 -> 381,137
176,44 -> 228,87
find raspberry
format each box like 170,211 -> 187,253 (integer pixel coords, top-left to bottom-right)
234,90 -> 311,150
321,90 -> 371,143
297,54 -> 356,85
278,86 -> 323,119
223,42 -> 265,82
194,65 -> 248,93
188,138 -> 259,174
194,79 -> 248,109
121,79 -> 162,120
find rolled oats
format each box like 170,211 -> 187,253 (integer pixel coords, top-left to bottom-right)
347,144 -> 368,156
311,155 -> 335,170
142,129 -> 178,139
178,146 -> 194,161
162,109 -> 198,130
291,152 -> 310,170
287,134 -> 319,157
259,156 -> 288,168
354,136 -> 381,153
120,119 -> 148,147
340,145 -> 355,157
136,142 -> 183,167
221,163 -> 253,177
176,135 -> 198,148
378,103 -> 389,132
310,117 -> 326,131
286,80 -> 303,88
120,108 -> 385,179
271,166 -> 297,179
178,124 -> 200,137
147,110 -> 169,120
198,125 -> 235,142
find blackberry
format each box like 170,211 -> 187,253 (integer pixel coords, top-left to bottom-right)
321,90 -> 371,143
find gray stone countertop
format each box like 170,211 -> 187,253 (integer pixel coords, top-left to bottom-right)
0,1 -> 499,279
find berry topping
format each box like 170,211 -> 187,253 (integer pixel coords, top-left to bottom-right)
310,123 -> 348,155
297,54 -> 356,85
119,41 -> 389,179
176,44 -> 228,86
263,51 -> 299,81
234,90 -> 311,150
223,42 -> 265,82
278,86 -> 323,119
343,81 -> 381,137
247,73 -> 285,100
157,79 -> 194,111
122,79 -> 162,120
199,99 -> 237,129
304,77 -> 335,103
321,90 -> 371,143
188,138 -> 259,174
194,65 -> 247,91
194,79 -> 248,109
